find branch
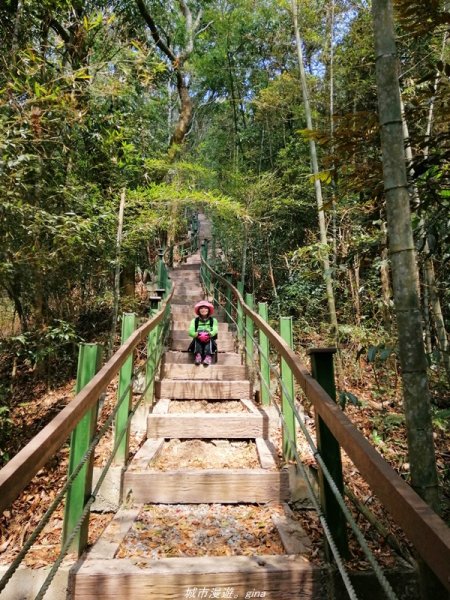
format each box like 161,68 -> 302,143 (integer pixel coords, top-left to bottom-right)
195,20 -> 213,38
135,0 -> 176,63
178,0 -> 194,58
193,7 -> 203,34
49,18 -> 70,44
178,1 -> 202,61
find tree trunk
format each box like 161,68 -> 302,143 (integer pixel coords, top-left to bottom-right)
402,90 -> 450,382
291,0 -> 338,333
372,0 -> 439,511
372,8 -> 443,594
169,72 -> 193,151
109,190 -> 126,357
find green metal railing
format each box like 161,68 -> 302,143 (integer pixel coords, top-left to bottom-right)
0,264 -> 174,599
200,256 -> 450,599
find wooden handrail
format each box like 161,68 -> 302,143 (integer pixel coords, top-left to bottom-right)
0,288 -> 174,515
203,260 -> 450,589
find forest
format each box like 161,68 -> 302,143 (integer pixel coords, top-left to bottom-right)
0,0 -> 449,571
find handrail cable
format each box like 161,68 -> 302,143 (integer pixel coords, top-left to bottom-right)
205,274 -> 397,600
0,298 -> 172,596
34,306 -> 172,600
0,287 -> 174,516
202,261 -> 450,588
201,256 -> 450,592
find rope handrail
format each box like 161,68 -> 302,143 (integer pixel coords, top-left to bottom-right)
201,256 -> 450,591
206,273 -> 394,599
0,287 -> 174,515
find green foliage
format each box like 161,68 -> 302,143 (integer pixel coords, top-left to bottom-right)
2,320 -> 80,370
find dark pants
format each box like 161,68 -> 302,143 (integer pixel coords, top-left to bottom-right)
189,337 -> 217,357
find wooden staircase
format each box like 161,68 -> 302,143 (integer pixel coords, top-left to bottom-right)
72,226 -> 321,599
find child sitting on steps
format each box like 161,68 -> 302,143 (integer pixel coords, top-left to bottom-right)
188,300 -> 218,366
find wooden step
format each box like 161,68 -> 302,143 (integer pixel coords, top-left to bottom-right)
147,413 -> 266,438
171,295 -> 205,303
170,337 -> 235,352
155,379 -> 251,400
73,555 -> 320,600
123,469 -> 289,503
169,274 -> 199,281
163,351 -> 242,365
176,263 -> 200,270
171,288 -> 203,296
163,363 -> 247,379
170,276 -> 199,282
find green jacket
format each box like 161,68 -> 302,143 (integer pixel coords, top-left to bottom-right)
188,316 -> 219,338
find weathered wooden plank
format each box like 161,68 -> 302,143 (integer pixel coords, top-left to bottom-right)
174,264 -> 200,270
147,414 -> 265,439
240,398 -> 262,414
156,380 -> 252,400
271,504 -> 313,555
87,507 -> 142,560
151,398 -> 170,414
256,438 -> 279,469
73,555 -> 321,600
170,337 -> 235,352
171,297 -> 206,305
123,469 -> 290,503
170,288 -> 203,296
128,438 -> 165,471
163,364 -> 247,380
163,351 -> 242,365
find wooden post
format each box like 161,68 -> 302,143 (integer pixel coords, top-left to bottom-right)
237,282 -> 244,342
308,348 -> 349,559
113,313 -> 137,465
245,293 -> 254,368
63,343 -> 102,555
225,273 -> 233,324
280,317 -> 296,460
258,303 -> 271,406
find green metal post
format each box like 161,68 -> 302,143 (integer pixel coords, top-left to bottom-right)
212,273 -> 220,309
225,273 -> 233,324
258,303 -> 271,406
245,293 -> 254,368
237,282 -> 244,342
309,348 -> 349,559
144,303 -> 161,404
157,248 -> 165,289
280,317 -> 296,461
113,313 -> 137,465
63,343 -> 102,555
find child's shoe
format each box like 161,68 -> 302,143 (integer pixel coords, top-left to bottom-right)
194,353 -> 202,365
203,354 -> 212,366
